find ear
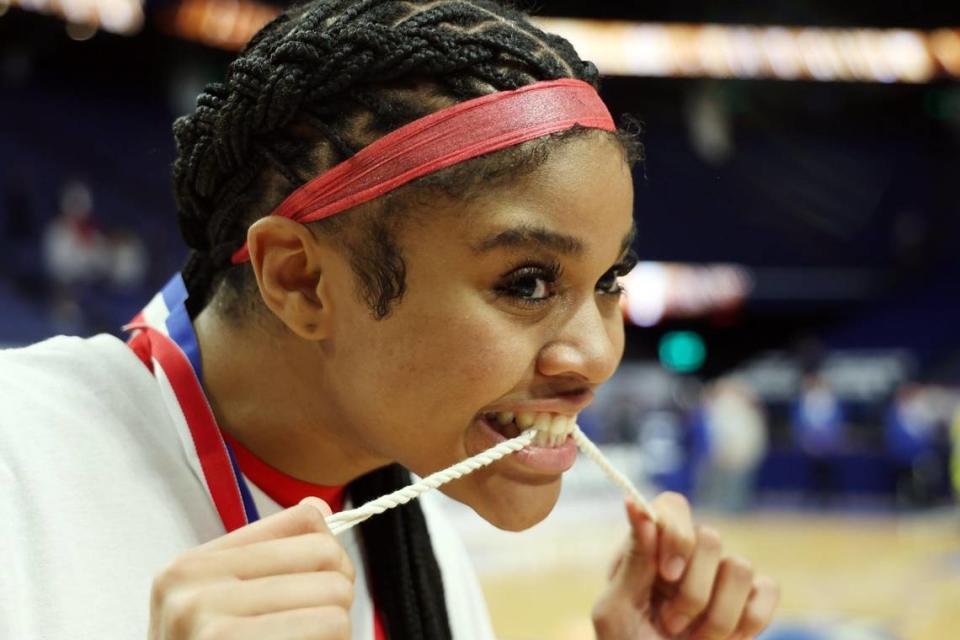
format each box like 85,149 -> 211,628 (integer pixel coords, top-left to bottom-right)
246,216 -> 332,341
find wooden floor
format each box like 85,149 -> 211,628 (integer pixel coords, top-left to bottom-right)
440,490 -> 960,640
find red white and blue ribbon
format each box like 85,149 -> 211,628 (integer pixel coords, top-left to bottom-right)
126,275 -> 388,640
125,273 -> 260,532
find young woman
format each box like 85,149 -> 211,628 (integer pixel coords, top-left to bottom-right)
0,1 -> 779,638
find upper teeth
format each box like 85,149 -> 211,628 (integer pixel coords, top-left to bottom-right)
491,411 -> 577,447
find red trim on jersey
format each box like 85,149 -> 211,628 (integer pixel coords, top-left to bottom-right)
220,431 -> 346,513
374,611 -> 387,640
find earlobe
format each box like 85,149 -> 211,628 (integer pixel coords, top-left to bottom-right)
246,216 -> 331,341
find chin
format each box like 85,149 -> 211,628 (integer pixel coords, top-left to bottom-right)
443,467 -> 564,532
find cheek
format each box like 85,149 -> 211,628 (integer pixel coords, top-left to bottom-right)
442,325 -> 522,393
375,311 -> 534,417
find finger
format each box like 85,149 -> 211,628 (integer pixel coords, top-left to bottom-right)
687,556 -> 755,640
199,571 -> 354,616
735,576 -> 780,638
199,606 -> 351,640
611,497 -> 659,605
651,492 -> 696,582
197,499 -> 333,553
299,496 -> 334,517
659,525 -> 723,636
607,540 -> 627,580
208,533 -> 355,582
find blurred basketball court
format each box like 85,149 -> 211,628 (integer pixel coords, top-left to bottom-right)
440,486 -> 960,640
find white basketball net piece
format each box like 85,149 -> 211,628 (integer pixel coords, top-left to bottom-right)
325,424 -> 658,536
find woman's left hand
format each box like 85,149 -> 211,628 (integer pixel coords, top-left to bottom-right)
592,492 -> 779,640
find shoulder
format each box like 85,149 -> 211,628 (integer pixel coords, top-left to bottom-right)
0,335 -> 220,639
0,333 -> 162,450
0,333 -> 144,389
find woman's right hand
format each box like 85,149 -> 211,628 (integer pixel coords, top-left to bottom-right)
149,498 -> 355,640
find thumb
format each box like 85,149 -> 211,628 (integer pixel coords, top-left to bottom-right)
299,496 -> 334,518
197,496 -> 335,553
610,497 -> 659,607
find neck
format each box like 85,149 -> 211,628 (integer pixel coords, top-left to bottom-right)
192,306 -> 384,486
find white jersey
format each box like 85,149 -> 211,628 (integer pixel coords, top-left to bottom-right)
0,334 -> 494,640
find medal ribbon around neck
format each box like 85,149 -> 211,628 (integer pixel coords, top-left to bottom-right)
230,78 -> 616,263
125,274 -> 259,532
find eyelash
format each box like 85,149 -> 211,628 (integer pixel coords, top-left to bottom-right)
495,251 -> 639,305
601,250 -> 639,296
495,261 -> 563,305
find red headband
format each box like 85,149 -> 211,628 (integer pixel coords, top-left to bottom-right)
231,78 -> 615,264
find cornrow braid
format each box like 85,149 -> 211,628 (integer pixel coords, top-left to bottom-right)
171,2 -> 639,637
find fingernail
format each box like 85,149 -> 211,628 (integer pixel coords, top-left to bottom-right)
299,496 -> 332,517
665,612 -> 691,634
664,556 -> 686,581
639,520 -> 656,546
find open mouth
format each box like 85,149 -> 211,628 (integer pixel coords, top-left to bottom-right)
481,411 -> 577,447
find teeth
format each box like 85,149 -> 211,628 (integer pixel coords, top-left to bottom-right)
492,411 -> 577,448
532,413 -> 552,446
532,413 -> 551,430
486,409 -> 578,448
549,415 -> 570,446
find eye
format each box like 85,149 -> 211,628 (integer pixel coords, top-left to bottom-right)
596,271 -> 624,296
495,262 -> 562,304
597,250 -> 639,296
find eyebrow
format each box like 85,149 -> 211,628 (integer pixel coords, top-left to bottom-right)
472,221 -> 637,258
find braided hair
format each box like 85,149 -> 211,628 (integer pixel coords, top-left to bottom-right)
171,1 -> 637,637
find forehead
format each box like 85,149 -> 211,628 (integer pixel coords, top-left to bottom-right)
458,134 -> 635,255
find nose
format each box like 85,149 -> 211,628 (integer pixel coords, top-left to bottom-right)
536,298 -> 624,385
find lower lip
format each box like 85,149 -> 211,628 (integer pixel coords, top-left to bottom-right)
473,415 -> 578,475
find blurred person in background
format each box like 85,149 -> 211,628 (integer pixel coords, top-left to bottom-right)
42,180 -> 112,287
884,384 -> 943,509
40,180 -> 112,328
39,181 -> 150,332
791,373 -> 847,507
693,378 -> 769,512
606,390 -> 644,443
0,1 -> 779,639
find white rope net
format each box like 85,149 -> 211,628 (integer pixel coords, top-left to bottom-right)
325,424 -> 658,535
